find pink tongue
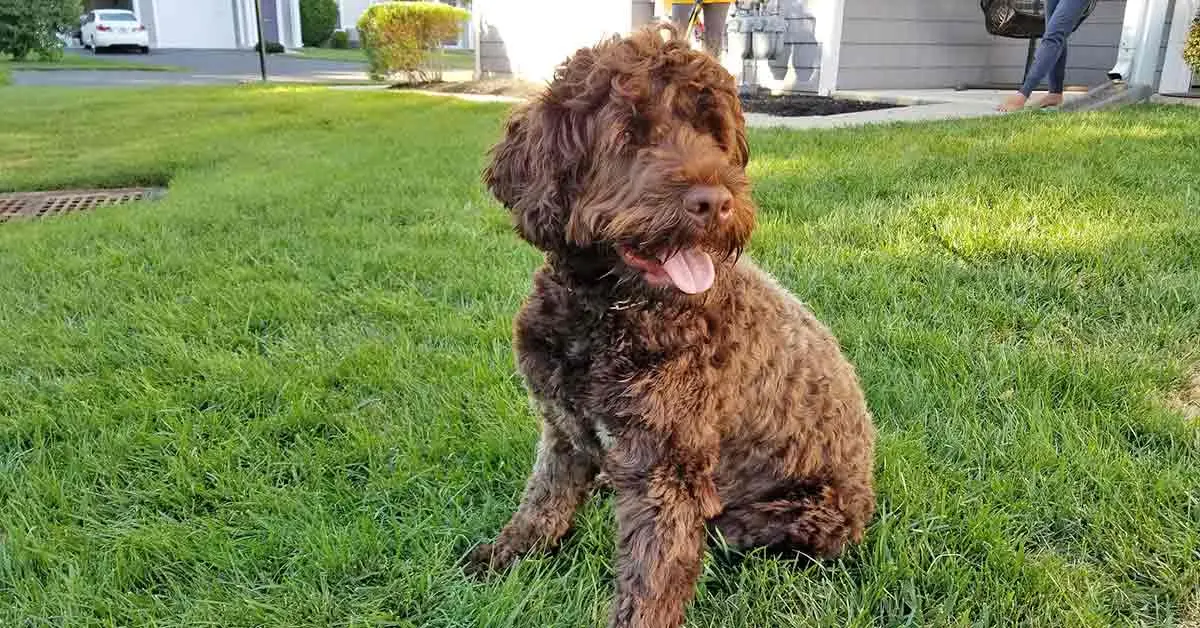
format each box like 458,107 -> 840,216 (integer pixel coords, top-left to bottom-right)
658,248 -> 715,294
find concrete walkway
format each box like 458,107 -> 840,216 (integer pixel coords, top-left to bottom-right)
1151,94 -> 1200,107
745,102 -> 1000,129
380,86 -> 1093,129
744,89 -> 1089,130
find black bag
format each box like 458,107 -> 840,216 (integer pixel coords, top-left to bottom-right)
981,0 -> 1099,39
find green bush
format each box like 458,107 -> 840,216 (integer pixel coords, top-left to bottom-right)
300,0 -> 338,47
331,29 -> 350,49
358,1 -> 469,82
0,0 -> 77,61
254,40 -> 286,54
1184,16 -> 1200,73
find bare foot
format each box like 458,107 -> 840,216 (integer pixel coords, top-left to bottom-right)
1033,93 -> 1064,109
997,93 -> 1028,112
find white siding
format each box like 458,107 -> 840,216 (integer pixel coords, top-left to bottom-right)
135,0 -> 158,47
153,0 -> 238,48
633,0 -> 655,28
475,0 -> 633,81
1161,0 -> 1198,92
734,0 -> 828,94
473,0 -> 829,92
338,0 -> 373,28
282,0 -> 304,48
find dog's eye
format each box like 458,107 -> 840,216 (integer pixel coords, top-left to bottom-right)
625,118 -> 652,145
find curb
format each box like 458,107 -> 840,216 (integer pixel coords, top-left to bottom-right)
398,88 -> 524,104
830,90 -> 949,107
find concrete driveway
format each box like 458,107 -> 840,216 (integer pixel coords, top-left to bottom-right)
12,49 -> 373,87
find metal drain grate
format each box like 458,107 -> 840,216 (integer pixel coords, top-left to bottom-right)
0,187 -> 165,222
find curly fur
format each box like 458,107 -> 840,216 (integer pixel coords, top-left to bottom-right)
467,25 -> 876,628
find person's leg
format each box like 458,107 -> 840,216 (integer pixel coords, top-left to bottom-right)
702,3 -> 729,57
999,0 -> 1087,111
672,2 -> 695,41
1031,47 -> 1069,108
1033,0 -> 1070,107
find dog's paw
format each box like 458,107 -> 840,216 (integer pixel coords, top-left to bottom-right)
462,543 -> 505,579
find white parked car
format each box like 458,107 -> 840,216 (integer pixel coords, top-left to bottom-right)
80,10 -> 150,54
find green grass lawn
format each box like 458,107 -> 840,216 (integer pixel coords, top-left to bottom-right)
298,46 -> 475,71
293,47 -> 368,63
0,86 -> 1198,627
2,52 -> 181,72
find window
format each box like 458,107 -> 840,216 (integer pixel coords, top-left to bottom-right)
98,12 -> 137,22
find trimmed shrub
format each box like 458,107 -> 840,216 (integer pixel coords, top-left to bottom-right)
254,40 -> 286,54
0,0 -> 77,61
331,29 -> 350,49
300,0 -> 338,47
1184,15 -> 1200,73
358,1 -> 469,82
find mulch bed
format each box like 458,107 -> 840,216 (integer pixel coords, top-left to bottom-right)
390,80 -> 903,118
739,93 -> 899,117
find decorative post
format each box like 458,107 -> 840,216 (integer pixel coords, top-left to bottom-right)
253,0 -> 268,81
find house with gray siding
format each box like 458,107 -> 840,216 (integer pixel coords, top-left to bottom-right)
473,0 -> 1197,96
831,0 -> 1171,90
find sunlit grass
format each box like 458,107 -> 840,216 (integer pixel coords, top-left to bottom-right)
0,86 -> 1197,627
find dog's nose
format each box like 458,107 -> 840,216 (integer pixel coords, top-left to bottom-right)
683,186 -> 733,223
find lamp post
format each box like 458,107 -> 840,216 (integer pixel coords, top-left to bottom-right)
253,0 -> 268,81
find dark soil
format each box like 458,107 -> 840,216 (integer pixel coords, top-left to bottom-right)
739,93 -> 899,117
389,81 -> 905,118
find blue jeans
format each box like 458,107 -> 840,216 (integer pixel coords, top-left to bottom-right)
1020,0 -> 1089,96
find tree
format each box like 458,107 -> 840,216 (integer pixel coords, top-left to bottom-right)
358,1 -> 468,82
299,0 -> 338,47
0,0 -> 79,61
1184,15 -> 1200,73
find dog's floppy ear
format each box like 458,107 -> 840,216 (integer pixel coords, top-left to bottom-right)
723,91 -> 750,167
483,100 -> 589,252
733,121 -> 750,167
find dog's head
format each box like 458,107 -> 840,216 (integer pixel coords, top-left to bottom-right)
484,24 -> 754,296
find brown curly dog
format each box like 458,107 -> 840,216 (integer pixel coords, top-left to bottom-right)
466,24 -> 876,628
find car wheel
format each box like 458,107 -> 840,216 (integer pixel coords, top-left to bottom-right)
140,46 -> 149,54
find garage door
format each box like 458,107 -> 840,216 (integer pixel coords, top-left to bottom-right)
154,0 -> 236,48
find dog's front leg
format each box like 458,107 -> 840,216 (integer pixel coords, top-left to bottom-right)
606,430 -> 721,628
465,421 -> 599,575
